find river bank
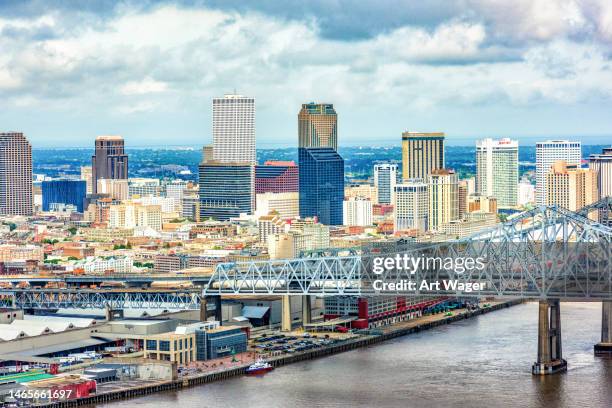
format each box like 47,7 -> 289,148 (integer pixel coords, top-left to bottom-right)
39,299 -> 522,408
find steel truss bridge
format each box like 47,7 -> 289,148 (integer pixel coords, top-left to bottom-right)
0,198 -> 610,310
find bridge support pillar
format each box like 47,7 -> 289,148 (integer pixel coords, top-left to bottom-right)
104,305 -> 124,321
281,295 -> 292,332
200,296 -> 222,323
199,297 -> 208,322
532,299 -> 567,375
302,295 -> 312,326
213,296 -> 222,323
595,301 -> 612,356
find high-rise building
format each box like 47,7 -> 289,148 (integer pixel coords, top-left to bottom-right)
345,184 -> 378,203
298,102 -> 344,225
374,163 -> 397,204
518,179 -> 535,206
202,145 -> 214,163
198,162 -> 254,221
589,147 -> 612,199
255,192 -> 299,218
476,138 -> 519,207
458,180 -> 469,219
92,135 -> 128,194
165,180 -> 188,211
298,147 -> 344,225
393,180 -> 429,233
343,197 -> 373,226
0,132 -> 33,216
109,202 -> 162,231
535,140 -> 581,205
298,103 -> 337,149
80,166 -> 93,194
428,169 -> 459,230
42,180 -> 87,213
401,132 -> 445,181
546,161 -> 598,212
181,194 -> 200,221
128,178 -> 161,197
212,94 -> 255,164
255,161 -> 299,194
468,195 -> 498,213
97,179 -> 129,201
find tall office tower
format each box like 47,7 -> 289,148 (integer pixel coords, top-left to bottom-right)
374,163 -> 397,204
42,180 -> 87,213
589,147 -> 612,198
202,145 -> 214,163
518,179 -> 535,206
0,132 -> 33,216
393,180 -> 429,233
428,169 -> 459,230
475,138 -> 519,208
458,180 -> 469,219
255,161 -> 299,194
80,166 -> 93,194
198,162 -> 254,221
298,103 -> 337,149
535,140 -> 581,205
546,161 -> 597,212
165,180 -> 188,211
92,135 -> 128,194
343,197 -> 373,227
401,132 -> 445,181
299,147 -> 344,225
212,94 -> 255,164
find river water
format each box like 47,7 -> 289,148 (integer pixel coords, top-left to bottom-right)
98,302 -> 612,408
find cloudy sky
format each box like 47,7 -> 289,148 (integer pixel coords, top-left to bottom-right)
1,0 -> 611,148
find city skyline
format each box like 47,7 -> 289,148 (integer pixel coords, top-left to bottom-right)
1,1 -> 612,147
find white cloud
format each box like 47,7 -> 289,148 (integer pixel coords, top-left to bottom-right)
121,77 -> 168,95
0,1 -> 611,145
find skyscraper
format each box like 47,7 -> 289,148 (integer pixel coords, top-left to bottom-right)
92,135 -> 128,194
589,147 -> 612,199
0,132 -> 33,216
428,169 -> 459,230
374,163 -> 397,205
198,162 -> 254,221
212,94 -> 255,164
343,197 -> 373,226
299,147 -> 344,225
80,166 -> 93,194
255,161 -> 299,194
458,180 -> 469,219
298,103 -> 337,149
42,180 -> 87,213
475,138 -> 519,208
298,102 -> 344,225
535,140 -> 581,205
546,161 -> 597,212
401,132 -> 445,181
393,180 -> 429,233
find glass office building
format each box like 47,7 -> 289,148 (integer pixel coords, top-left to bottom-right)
42,179 -> 87,212
298,147 -> 344,225
198,162 -> 254,221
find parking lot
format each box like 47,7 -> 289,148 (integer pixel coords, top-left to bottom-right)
249,332 -> 347,355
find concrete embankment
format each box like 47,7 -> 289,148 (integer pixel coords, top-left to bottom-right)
38,299 -> 522,408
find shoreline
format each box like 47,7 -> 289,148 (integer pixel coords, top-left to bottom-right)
39,299 -> 523,408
